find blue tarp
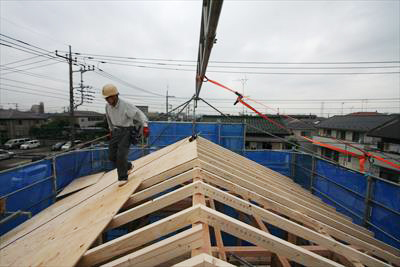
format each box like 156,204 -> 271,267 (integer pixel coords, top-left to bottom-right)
148,122 -> 245,153
0,122 -> 399,250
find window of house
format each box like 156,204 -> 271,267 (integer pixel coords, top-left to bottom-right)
352,132 -> 360,142
337,130 -> 346,140
301,131 -> 310,137
326,129 -> 331,136
18,120 -> 23,125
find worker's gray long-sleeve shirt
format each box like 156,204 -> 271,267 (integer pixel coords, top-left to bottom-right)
105,98 -> 148,131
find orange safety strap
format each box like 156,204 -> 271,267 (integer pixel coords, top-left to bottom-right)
205,76 -> 400,172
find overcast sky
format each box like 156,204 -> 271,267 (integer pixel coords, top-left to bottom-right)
0,0 -> 399,117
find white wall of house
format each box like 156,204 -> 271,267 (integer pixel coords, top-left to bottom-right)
77,117 -> 103,128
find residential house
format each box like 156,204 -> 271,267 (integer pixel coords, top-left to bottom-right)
283,115 -> 324,153
367,115 -> 400,182
0,109 -> 48,143
48,111 -> 105,129
201,115 -> 291,150
313,112 -> 397,178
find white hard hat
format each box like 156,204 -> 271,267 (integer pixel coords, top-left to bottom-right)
102,84 -> 119,98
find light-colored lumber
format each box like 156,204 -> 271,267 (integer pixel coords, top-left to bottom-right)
0,138 -> 198,267
198,145 -> 324,206
57,171 -> 105,198
199,168 -> 399,263
198,152 -> 360,229
199,181 -> 394,267
198,205 -> 343,267
106,181 -> 199,230
192,173 -> 212,256
209,198 -> 227,261
198,160 -> 370,237
123,168 -> 195,209
101,224 -> 204,267
172,253 -> 236,267
242,195 -> 291,267
80,205 -> 201,267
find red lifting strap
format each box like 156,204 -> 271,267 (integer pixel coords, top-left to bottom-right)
206,76 -> 400,172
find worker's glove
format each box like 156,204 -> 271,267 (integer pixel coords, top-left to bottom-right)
143,126 -> 149,138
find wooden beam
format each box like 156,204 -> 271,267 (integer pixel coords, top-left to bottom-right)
198,146 -> 324,207
199,165 -> 399,263
200,182 -> 393,267
198,205 -> 343,267
139,158 -> 198,190
106,181 -> 200,230
198,152 -> 361,231
209,198 -> 227,261
102,224 -> 204,267
80,205 -> 201,267
212,245 -> 333,258
192,172 -> 211,256
123,168 -> 195,209
172,253 -> 236,267
242,195 -> 291,267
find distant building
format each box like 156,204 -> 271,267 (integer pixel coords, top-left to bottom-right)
201,115 -> 291,150
312,112 -> 399,180
283,115 -> 324,152
48,111 -> 105,128
367,115 -> 400,182
0,109 -> 48,142
30,102 -> 45,114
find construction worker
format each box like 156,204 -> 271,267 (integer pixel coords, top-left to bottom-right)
102,84 -> 149,186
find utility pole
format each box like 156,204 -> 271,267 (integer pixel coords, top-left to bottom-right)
166,88 -> 175,121
73,66 -> 95,109
68,46 -> 74,143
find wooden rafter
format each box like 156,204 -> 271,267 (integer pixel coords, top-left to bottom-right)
1,136 -> 398,267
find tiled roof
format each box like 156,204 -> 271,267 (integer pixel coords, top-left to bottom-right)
49,111 -> 105,117
0,109 -> 48,120
200,115 -> 291,135
367,115 -> 400,140
284,117 -> 325,130
316,114 -> 394,132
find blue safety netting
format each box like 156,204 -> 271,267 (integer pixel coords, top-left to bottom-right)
244,150 -> 291,177
1,122 -> 399,250
0,160 -> 53,235
148,122 -> 245,154
293,153 -> 312,188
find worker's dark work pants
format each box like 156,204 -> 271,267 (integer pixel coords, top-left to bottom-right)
109,127 -> 133,181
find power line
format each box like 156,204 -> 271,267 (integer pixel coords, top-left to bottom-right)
75,55 -> 400,70
0,61 -> 62,75
94,68 -> 165,97
0,87 -> 69,101
69,51 -> 400,65
0,66 -> 68,83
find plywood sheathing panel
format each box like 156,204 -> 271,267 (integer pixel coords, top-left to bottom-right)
57,171 -> 106,198
0,138 -> 197,267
